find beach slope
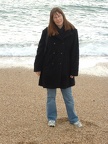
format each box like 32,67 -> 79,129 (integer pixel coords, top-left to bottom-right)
0,68 -> 108,144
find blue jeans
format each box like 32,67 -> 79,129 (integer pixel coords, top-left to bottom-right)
47,87 -> 79,123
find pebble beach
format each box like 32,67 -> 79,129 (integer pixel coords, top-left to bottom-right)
0,67 -> 108,144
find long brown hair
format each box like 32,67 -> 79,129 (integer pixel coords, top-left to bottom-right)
48,7 -> 75,36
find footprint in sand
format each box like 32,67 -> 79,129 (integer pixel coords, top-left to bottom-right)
82,120 -> 99,127
17,142 -> 38,144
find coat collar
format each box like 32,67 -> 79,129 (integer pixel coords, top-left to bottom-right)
55,29 -> 74,40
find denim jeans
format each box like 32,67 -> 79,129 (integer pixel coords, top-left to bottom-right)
46,87 -> 79,123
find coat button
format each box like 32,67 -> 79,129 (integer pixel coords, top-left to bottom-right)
54,42 -> 56,45
61,52 -> 63,54
53,52 -> 55,54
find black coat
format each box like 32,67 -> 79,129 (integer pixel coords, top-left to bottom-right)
34,27 -> 79,88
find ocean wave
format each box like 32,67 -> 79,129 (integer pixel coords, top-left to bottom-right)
0,43 -> 36,48
0,0 -> 108,57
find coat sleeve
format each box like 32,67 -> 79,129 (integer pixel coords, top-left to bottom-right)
34,28 -> 47,72
70,29 -> 79,76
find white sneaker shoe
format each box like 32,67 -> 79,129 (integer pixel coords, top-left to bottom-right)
73,121 -> 82,128
48,120 -> 55,127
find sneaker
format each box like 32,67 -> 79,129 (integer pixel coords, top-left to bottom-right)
48,120 -> 55,127
73,121 -> 82,128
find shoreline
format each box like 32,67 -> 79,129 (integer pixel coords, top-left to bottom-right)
0,67 -> 108,144
0,56 -> 108,77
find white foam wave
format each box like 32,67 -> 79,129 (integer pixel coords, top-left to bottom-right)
0,56 -> 108,77
79,56 -> 108,76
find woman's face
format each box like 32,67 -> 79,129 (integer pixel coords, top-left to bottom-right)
53,12 -> 63,28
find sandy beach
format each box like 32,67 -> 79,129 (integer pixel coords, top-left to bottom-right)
0,67 -> 108,144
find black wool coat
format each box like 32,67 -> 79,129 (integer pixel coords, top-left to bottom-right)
34,27 -> 79,88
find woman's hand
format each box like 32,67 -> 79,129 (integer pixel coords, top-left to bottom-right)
70,75 -> 74,78
36,72 -> 41,76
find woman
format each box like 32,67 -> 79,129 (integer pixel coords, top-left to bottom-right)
34,7 -> 82,127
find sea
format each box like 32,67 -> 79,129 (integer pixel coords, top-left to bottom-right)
0,0 -> 108,76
